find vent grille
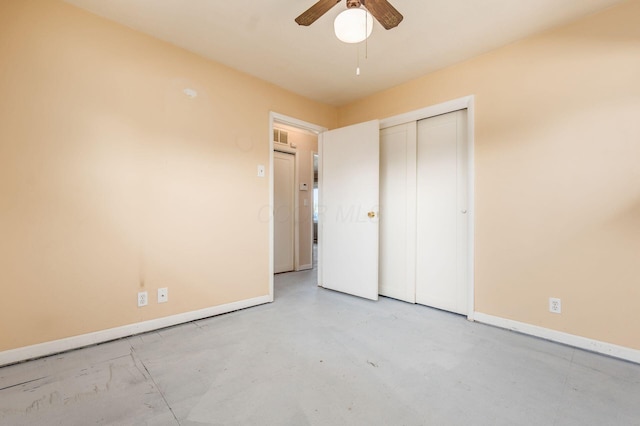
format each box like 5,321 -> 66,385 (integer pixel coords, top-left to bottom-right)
274,129 -> 289,145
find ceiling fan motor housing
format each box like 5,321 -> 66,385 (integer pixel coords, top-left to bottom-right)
346,0 -> 362,9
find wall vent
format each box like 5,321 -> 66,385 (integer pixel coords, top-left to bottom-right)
274,129 -> 289,146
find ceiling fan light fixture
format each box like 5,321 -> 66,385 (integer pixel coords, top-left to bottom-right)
333,8 -> 373,43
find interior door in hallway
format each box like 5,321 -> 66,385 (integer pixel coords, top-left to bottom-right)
274,151 -> 295,273
319,120 -> 380,301
416,110 -> 468,314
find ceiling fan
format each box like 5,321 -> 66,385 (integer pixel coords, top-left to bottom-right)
295,0 -> 403,30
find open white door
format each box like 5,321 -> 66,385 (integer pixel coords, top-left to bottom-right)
319,120 -> 380,301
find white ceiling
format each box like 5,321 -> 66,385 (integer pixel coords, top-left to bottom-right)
63,0 -> 625,106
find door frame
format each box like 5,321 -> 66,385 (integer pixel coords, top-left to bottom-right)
269,112 -> 327,301
380,95 -> 476,321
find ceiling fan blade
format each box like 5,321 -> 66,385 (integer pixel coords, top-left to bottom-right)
363,0 -> 403,30
295,0 -> 342,26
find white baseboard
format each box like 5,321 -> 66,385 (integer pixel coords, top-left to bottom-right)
0,295 -> 271,367
297,263 -> 313,271
474,312 -> 640,364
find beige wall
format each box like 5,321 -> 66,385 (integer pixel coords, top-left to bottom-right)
0,0 -> 336,352
274,125 -> 318,270
339,0 -> 640,349
2,0 -> 639,356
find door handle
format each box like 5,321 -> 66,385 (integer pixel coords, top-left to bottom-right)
461,210 -> 468,214
368,211 -> 376,218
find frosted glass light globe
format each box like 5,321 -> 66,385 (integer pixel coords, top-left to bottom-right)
334,8 -> 374,43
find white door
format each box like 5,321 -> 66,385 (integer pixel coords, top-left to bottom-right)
274,151 -> 295,274
319,120 -> 380,301
416,110 -> 468,314
379,122 -> 417,303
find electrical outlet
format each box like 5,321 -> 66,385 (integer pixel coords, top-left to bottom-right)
138,291 -> 148,307
549,297 -> 561,314
157,288 -> 168,304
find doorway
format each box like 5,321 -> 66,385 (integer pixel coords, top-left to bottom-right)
268,113 -> 327,300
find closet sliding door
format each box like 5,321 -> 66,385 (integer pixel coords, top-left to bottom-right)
379,110 -> 469,315
415,110 -> 469,315
379,123 -> 417,303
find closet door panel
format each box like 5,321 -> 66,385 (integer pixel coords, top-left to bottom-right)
379,123 -> 416,303
416,111 -> 468,314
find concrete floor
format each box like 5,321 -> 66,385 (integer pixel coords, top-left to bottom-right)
1,268 -> 640,425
